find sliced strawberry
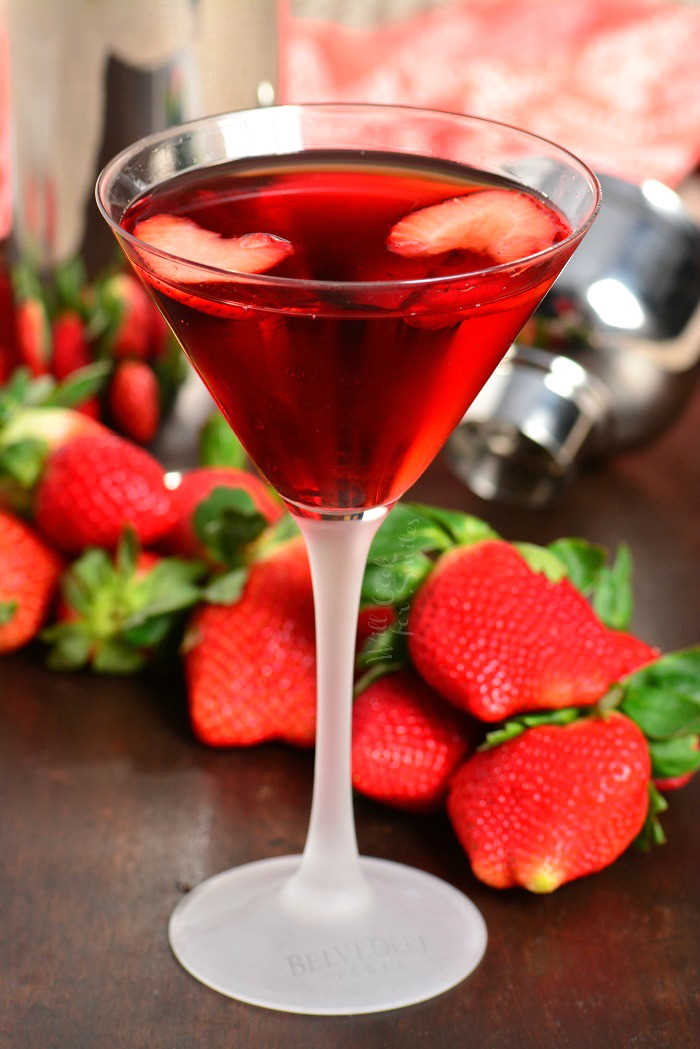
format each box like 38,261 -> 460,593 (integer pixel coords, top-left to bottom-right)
132,215 -> 293,284
387,189 -> 566,265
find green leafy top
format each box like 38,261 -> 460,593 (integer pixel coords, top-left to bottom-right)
199,411 -> 246,469
42,529 -> 206,674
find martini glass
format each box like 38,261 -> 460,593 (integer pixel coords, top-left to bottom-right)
96,104 -> 599,1015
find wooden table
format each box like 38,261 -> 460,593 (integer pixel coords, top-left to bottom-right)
1,385 -> 699,1049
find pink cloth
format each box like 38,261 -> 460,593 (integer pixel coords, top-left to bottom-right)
278,0 -> 700,186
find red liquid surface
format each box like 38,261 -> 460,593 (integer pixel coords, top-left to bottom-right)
122,153 -> 572,511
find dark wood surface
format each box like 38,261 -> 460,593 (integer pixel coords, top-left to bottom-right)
1,385 -> 699,1049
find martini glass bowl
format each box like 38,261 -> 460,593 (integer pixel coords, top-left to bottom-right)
96,104 -> 599,1015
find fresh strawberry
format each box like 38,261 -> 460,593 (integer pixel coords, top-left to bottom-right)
99,272 -> 153,359
131,215 -> 293,317
109,360 -> 160,444
387,189 -> 566,264
0,510 -> 62,652
448,712 -> 651,892
43,529 -> 203,673
1,404 -> 105,453
15,298 -> 51,376
184,537 -> 316,747
51,311 -> 91,379
351,670 -> 471,812
133,214 -> 294,281
166,466 -> 282,565
51,311 -> 100,417
35,431 -> 176,553
409,540 -> 658,722
0,384 -> 108,513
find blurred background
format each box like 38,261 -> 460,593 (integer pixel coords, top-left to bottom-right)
2,0 -> 700,505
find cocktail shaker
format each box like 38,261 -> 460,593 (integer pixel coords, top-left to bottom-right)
447,173 -> 700,505
7,0 -> 278,272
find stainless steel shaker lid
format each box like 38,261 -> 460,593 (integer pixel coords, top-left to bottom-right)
447,345 -> 610,508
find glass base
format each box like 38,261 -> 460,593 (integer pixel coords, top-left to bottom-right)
169,855 -> 487,1015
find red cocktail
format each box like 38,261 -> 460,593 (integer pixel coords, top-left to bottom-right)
97,105 -> 599,1015
122,153 -> 571,511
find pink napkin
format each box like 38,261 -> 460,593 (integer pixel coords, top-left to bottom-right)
278,0 -> 700,186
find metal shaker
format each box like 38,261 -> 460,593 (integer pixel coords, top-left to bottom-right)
447,173 -> 700,506
7,0 -> 278,273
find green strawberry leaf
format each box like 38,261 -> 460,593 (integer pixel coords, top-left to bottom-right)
514,542 -> 568,582
619,647 -> 700,740
0,438 -> 48,487
368,503 -> 454,563
0,368 -> 33,426
356,621 -> 408,672
93,638 -> 147,675
0,600 -> 17,625
202,567 -> 248,604
592,544 -> 633,630
546,538 -> 608,594
69,548 -> 115,597
12,260 -> 43,303
635,783 -> 668,851
44,361 -> 112,409
60,568 -> 98,619
90,277 -> 126,348
193,486 -> 268,565
43,623 -> 93,670
481,707 -> 581,749
199,411 -> 246,468
24,375 -> 56,406
115,527 -> 139,579
122,613 -> 174,649
125,561 -> 204,625
53,257 -> 87,315
648,735 -> 700,780
361,552 -> 433,607
404,503 -> 498,547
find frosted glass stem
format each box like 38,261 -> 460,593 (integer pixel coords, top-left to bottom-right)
282,510 -> 387,917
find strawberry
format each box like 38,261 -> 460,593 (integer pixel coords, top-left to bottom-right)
51,311 -> 92,379
133,214 -> 294,281
109,360 -> 160,444
409,540 -> 657,722
1,404 -> 105,454
351,670 -> 471,812
166,466 -> 282,565
0,378 -> 108,513
448,712 -> 651,893
131,215 -> 293,317
0,510 -> 62,652
184,537 -> 316,747
43,529 -> 203,673
387,189 -> 566,264
99,272 -> 153,359
51,311 -> 100,418
35,431 -> 176,553
15,298 -> 51,376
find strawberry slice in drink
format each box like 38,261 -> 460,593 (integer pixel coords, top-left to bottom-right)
387,188 -> 566,264
131,214 -> 294,317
